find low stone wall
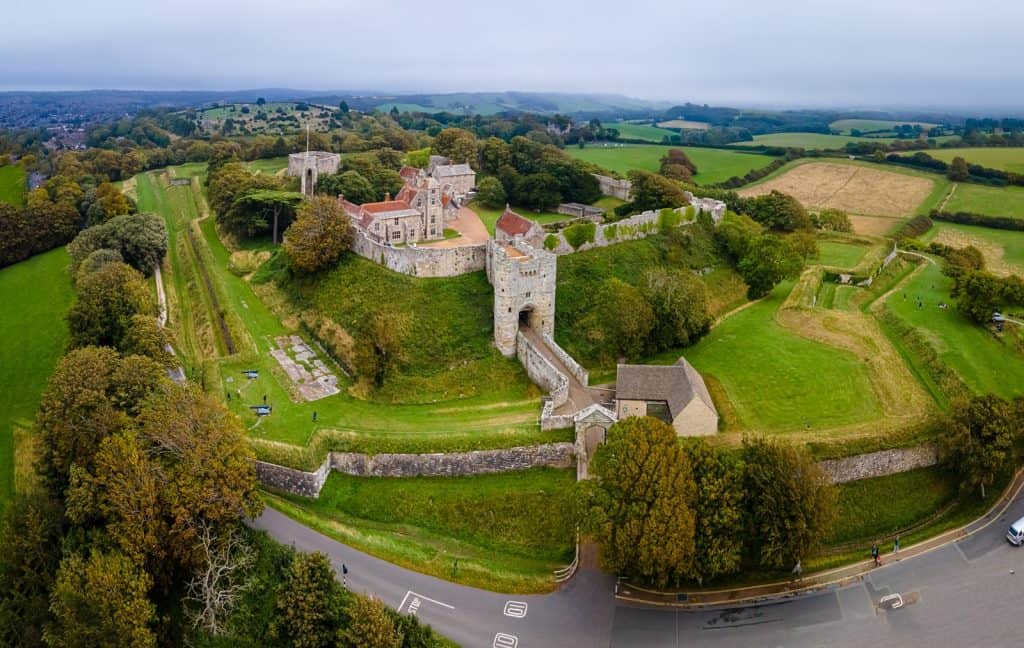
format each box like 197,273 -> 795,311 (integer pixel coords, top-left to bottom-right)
540,398 -> 575,431
541,332 -> 588,387
350,230 -> 486,277
257,443 -> 575,497
517,330 -> 569,408
818,445 -> 938,484
256,458 -> 331,498
594,173 -> 631,201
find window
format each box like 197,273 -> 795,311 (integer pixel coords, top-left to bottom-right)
374,223 -> 380,231
430,215 -> 436,223
391,231 -> 401,240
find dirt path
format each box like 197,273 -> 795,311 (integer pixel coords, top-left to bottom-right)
938,182 -> 958,211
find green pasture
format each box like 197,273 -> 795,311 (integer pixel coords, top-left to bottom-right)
817,241 -> 869,269
565,144 -> 773,185
664,281 -> 883,432
915,147 -> 1024,173
920,221 -> 1024,272
943,182 -> 1024,218
0,164 -> 26,206
245,157 -> 289,175
0,248 -> 74,513
884,260 -> 1024,399
266,468 -> 575,593
609,122 -> 678,142
732,133 -> 892,149
830,119 -> 938,135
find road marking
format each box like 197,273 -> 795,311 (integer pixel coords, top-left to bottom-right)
398,590 -> 455,615
503,600 -> 528,618
493,633 -> 518,648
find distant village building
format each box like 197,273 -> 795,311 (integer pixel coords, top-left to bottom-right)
288,151 -> 341,196
615,358 -> 719,436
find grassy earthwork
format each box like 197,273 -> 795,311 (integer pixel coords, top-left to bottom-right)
0,163 -> 26,206
817,240 -> 870,269
565,144 -> 774,185
0,248 -> 74,513
265,468 -> 576,593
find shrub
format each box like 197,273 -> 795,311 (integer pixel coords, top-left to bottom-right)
563,222 -> 596,249
603,224 -> 618,241
930,210 -> 1024,232
895,215 -> 933,240
543,234 -> 559,251
657,208 -> 682,232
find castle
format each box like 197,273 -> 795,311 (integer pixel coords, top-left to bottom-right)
486,223 -> 557,357
288,151 -> 341,196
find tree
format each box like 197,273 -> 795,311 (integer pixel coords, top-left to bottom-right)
940,395 -> 1017,499
0,494 -> 64,647
513,173 -> 561,211
283,196 -> 353,274
185,520 -> 254,636
812,208 -> 852,232
626,170 -> 687,212
67,262 -> 153,349
786,230 -> 819,264
431,128 -> 477,168
67,213 -> 168,276
687,442 -> 744,583
227,189 -> 304,244
353,309 -> 409,388
948,156 -> 970,181
317,170 -> 376,204
737,234 -> 803,298
742,438 -> 837,569
587,279 -> 654,359
120,314 -> 171,365
338,595 -> 403,648
338,100 -> 349,113
580,417 -> 698,588
953,270 -> 1004,323
45,550 -> 156,648
659,149 -> 698,180
479,137 -> 512,174
256,97 -> 266,106
270,552 -> 344,648
475,176 -> 507,209
641,268 -> 712,350
746,190 -> 811,231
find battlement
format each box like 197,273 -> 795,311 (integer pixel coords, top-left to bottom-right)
487,238 -> 557,356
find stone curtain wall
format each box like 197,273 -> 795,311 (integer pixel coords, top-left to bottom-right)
516,330 -> 569,409
256,443 -> 575,497
543,208 -> 668,255
542,332 -> 589,387
593,174 -> 632,201
818,446 -> 938,484
349,230 -> 486,277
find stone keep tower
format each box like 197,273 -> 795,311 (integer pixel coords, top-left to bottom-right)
487,238 -> 557,356
287,151 -> 341,196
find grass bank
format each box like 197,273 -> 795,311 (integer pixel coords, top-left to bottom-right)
0,164 -> 26,206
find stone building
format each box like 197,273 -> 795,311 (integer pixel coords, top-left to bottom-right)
615,358 -> 718,436
486,232 -> 557,357
494,206 -> 546,248
427,155 -> 476,198
288,151 -> 341,195
340,174 -> 457,245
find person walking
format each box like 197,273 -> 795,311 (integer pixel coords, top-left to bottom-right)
893,534 -> 900,554
871,543 -> 880,567
342,563 -> 348,588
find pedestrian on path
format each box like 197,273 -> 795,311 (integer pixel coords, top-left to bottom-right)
893,534 -> 900,554
871,543 -> 880,566
791,560 -> 802,581
342,563 -> 348,588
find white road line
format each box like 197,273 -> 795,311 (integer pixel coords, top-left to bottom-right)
398,590 -> 455,613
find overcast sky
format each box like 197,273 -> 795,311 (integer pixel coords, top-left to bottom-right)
3,0 -> 1022,110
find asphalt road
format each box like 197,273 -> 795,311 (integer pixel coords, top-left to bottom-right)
254,490 -> 1024,648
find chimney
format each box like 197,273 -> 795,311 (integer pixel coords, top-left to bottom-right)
385,192 -> 391,201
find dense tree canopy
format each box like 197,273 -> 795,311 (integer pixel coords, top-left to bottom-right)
270,552 -> 345,648
940,395 -> 1018,499
737,234 -> 803,298
67,213 -> 168,276
626,170 -> 688,213
67,261 -> 154,349
284,196 -> 354,273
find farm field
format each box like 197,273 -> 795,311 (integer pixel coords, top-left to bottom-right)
830,119 -> 938,135
884,261 -> 1024,399
817,240 -> 870,269
942,182 -> 1024,218
740,161 -> 935,218
566,144 -> 773,185
731,133 -> 892,149
921,221 -> 1024,275
912,147 -> 1024,173
266,468 -> 575,593
609,122 -> 678,142
666,281 -> 884,433
0,248 -> 74,514
656,119 -> 710,130
0,164 -> 26,206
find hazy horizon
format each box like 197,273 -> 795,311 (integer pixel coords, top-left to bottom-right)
4,0 -> 1022,111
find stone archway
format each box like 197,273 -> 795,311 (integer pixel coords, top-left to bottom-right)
584,424 -> 605,461
304,168 -> 314,196
572,404 -> 617,480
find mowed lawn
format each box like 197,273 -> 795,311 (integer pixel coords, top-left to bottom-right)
266,468 -> 576,593
885,261 -> 1024,399
672,282 -> 883,432
566,144 -> 773,185
922,148 -> 1024,173
469,202 -> 569,235
943,182 -> 1024,218
0,164 -> 26,206
0,248 -> 74,513
246,156 -> 289,175
817,241 -> 869,269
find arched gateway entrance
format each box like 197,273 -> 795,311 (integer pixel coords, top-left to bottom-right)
573,404 -> 617,479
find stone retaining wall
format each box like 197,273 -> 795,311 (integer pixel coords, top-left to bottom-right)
257,443 -> 575,497
350,230 -> 486,277
516,330 -> 569,409
594,173 -> 631,201
818,445 -> 938,484
541,332 -> 589,387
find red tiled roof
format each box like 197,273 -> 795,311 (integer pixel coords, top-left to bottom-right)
360,200 -> 414,214
495,208 -> 534,237
399,165 -> 421,180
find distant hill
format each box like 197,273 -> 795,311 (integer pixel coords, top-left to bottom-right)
306,92 -> 672,118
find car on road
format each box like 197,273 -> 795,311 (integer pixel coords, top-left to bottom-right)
1006,516 -> 1024,545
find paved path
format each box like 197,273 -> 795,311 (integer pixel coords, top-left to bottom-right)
256,472 -> 1024,647
421,207 -> 490,249
518,323 -> 594,415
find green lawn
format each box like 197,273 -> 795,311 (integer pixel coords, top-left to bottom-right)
0,248 -> 74,513
943,182 -> 1024,218
884,261 -> 1024,399
246,157 -> 289,175
731,133 -> 894,149
671,281 -> 883,432
817,241 -> 869,269
266,468 -> 575,593
917,147 -> 1024,173
0,164 -> 26,206
830,119 -> 938,135
469,202 -> 569,235
608,122 -> 678,142
565,144 -> 774,185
